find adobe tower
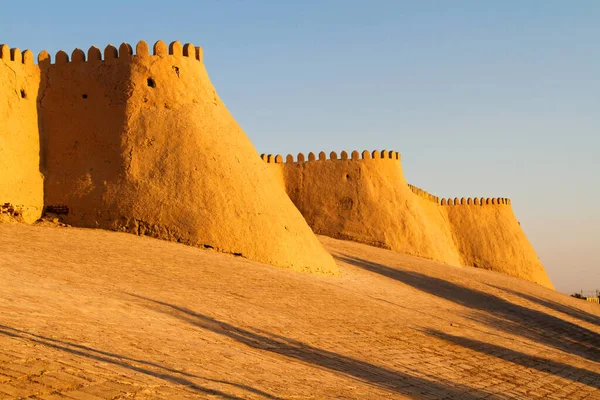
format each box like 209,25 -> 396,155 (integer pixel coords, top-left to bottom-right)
0,40 -> 338,275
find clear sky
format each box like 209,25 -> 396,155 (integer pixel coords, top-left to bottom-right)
1,1 -> 598,294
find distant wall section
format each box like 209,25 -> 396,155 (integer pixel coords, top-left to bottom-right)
442,198 -> 554,289
264,150 -> 554,289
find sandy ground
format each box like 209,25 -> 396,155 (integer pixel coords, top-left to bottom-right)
0,224 -> 599,399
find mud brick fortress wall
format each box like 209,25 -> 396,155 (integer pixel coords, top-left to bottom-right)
0,39 -> 553,288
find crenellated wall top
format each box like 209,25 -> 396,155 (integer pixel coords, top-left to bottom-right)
440,197 -> 512,206
260,149 -> 401,164
1,40 -> 203,67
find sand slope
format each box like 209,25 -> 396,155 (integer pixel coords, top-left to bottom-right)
0,224 -> 597,399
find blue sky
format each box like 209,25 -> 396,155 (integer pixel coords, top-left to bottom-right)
1,1 -> 598,293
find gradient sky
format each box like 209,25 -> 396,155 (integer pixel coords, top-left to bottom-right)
1,1 -> 598,294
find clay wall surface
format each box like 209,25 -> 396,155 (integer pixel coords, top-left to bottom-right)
266,151 -> 554,289
266,150 -> 463,265
0,45 -> 43,223
35,40 -> 337,275
442,199 -> 554,289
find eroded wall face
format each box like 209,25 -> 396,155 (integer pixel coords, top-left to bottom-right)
0,54 -> 43,223
40,43 -> 338,275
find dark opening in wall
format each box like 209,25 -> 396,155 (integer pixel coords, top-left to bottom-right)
82,94 -> 88,99
20,90 -> 26,99
147,78 -> 156,88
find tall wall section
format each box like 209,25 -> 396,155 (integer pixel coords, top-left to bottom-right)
265,151 -> 554,289
32,40 -> 338,275
0,45 -> 43,223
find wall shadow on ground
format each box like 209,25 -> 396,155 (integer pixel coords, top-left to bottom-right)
0,324 -> 279,399
129,294 -> 505,399
335,255 -> 600,364
486,284 -> 600,327
424,329 -> 600,390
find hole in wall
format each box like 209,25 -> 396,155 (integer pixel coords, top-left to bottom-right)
346,174 -> 350,179
147,78 -> 156,88
172,66 -> 180,77
20,90 -> 26,99
82,94 -> 88,99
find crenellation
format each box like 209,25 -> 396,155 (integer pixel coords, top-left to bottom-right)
371,150 -> 380,159
136,40 -> 149,57
154,40 -> 168,56
183,43 -> 195,57
438,196 -> 511,207
10,48 -> 21,62
88,46 -> 102,62
119,42 -> 133,59
37,50 -> 50,67
275,154 -> 283,163
71,48 -> 85,64
22,50 -> 34,65
408,184 -> 440,205
104,44 -> 118,60
169,41 -> 183,57
55,50 -> 69,64
0,44 -> 9,59
261,149 -> 402,164
31,40 -> 206,68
